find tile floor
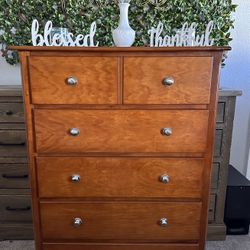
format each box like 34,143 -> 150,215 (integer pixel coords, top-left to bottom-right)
0,236 -> 250,250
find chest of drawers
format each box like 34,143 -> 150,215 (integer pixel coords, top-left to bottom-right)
0,86 -> 33,240
13,46 -> 229,250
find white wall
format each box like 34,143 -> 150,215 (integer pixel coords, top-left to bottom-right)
0,55 -> 21,85
220,0 -> 250,178
0,1 -> 250,178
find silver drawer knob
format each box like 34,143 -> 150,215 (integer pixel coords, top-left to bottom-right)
73,217 -> 83,227
159,218 -> 168,227
162,76 -> 174,86
67,76 -> 78,86
159,175 -> 170,184
69,128 -> 80,136
71,174 -> 81,183
161,128 -> 172,136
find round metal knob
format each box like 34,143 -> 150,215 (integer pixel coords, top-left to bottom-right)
161,128 -> 172,136
159,175 -> 170,184
73,217 -> 83,227
159,218 -> 168,227
67,76 -> 78,86
162,76 -> 174,86
69,128 -> 80,136
71,174 -> 81,183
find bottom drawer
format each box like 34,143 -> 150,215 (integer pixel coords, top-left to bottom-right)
208,195 -> 216,222
43,243 -> 199,250
0,195 -> 32,222
40,202 -> 201,241
0,223 -> 33,240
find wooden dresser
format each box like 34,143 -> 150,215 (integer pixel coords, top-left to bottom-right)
13,46 -> 229,250
208,88 -> 242,240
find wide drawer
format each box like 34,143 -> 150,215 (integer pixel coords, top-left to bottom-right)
0,195 -> 32,223
0,103 -> 24,123
40,202 -> 201,241
0,145 -> 27,157
0,130 -> 26,145
0,223 -> 33,240
29,57 -> 118,104
34,110 -> 209,154
0,163 -> 29,189
124,57 -> 212,104
43,243 -> 199,250
37,157 -> 203,199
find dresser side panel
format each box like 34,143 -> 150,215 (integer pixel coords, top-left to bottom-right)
19,51 -> 42,250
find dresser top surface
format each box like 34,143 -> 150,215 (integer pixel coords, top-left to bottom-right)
10,46 -> 231,52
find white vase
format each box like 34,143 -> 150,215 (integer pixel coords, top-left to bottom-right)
112,3 -> 135,47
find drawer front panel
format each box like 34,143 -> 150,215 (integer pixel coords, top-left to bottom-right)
0,145 -> 27,157
43,243 -> 199,250
124,57 -> 212,104
40,202 -> 201,241
37,157 -> 204,198
0,224 -> 33,240
34,110 -> 209,153
211,163 -> 219,190
208,195 -> 216,222
29,57 -> 118,104
216,102 -> 225,123
0,163 -> 29,189
0,103 -> 24,123
214,129 -> 223,157
0,195 -> 32,222
0,130 -> 26,145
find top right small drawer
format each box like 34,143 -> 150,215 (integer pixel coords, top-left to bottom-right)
123,57 -> 213,105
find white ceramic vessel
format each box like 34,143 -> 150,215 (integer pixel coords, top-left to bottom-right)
112,3 -> 135,47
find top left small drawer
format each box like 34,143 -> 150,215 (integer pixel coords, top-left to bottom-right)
29,57 -> 118,104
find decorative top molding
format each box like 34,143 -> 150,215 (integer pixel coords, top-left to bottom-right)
10,46 -> 231,52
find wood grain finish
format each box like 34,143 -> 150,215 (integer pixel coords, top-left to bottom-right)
0,103 -> 24,123
0,163 -> 29,189
43,243 -> 199,250
124,57 -> 213,104
29,57 -> 118,104
37,157 -> 204,198
10,46 -> 230,52
0,195 -> 32,222
20,51 -> 41,249
0,145 -> 27,157
0,130 -> 26,145
34,110 -> 209,154
208,92 -> 241,240
13,46 -> 227,250
208,195 -> 216,222
0,86 -> 33,241
40,202 -> 201,241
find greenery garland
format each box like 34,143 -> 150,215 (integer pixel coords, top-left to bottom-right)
0,0 -> 236,65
